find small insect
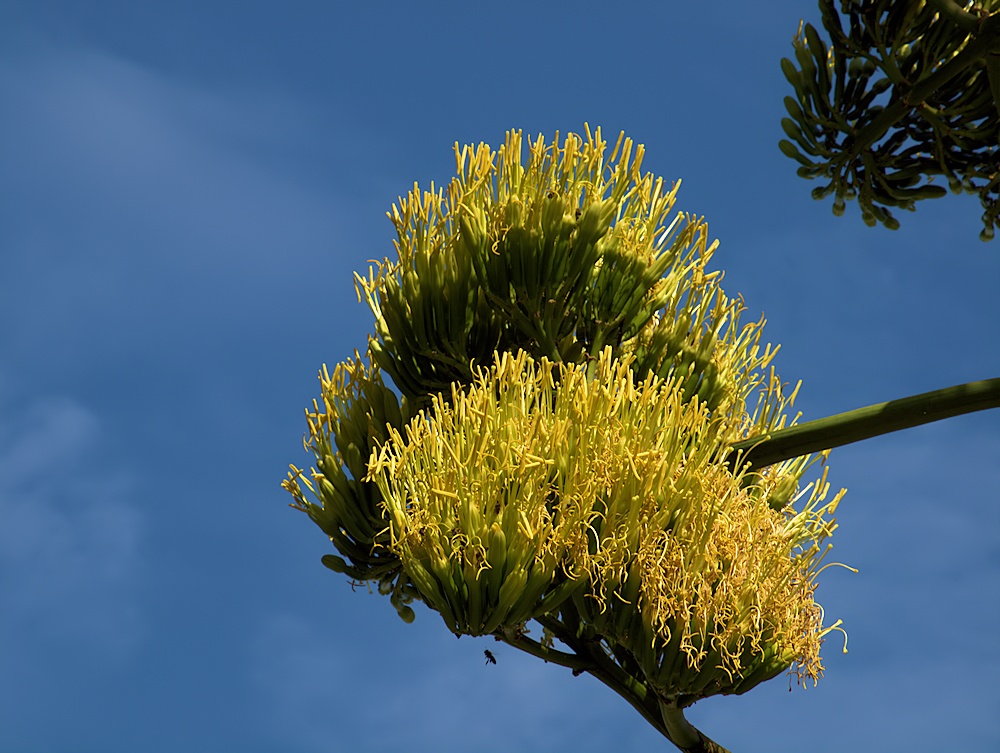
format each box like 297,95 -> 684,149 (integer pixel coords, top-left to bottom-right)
484,649 -> 497,665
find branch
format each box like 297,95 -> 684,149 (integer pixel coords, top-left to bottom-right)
729,378 -> 1000,471
659,700 -> 733,753
907,9 -> 1000,103
927,0 -> 981,33
840,8 -> 1000,163
493,629 -> 591,672
528,613 -> 731,753
533,614 -> 670,737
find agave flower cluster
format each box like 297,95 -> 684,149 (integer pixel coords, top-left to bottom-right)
780,0 -> 999,239
284,127 -> 845,704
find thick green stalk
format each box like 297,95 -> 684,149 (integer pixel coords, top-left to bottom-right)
729,378 -> 1000,471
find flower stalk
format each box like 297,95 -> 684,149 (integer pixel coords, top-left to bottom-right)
730,378 -> 1000,471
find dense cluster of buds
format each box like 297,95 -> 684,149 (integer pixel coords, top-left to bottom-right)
780,0 -> 999,239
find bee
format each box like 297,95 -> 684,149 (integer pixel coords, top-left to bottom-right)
484,649 -> 497,665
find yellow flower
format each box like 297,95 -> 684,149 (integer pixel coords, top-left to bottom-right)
367,348 -> 843,697
287,126 -> 848,698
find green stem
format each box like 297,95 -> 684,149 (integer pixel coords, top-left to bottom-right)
729,378 -> 1000,471
494,630 -> 591,672
659,700 -> 733,753
525,613 -> 730,753
533,615 -> 669,739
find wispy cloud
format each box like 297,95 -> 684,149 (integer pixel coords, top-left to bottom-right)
0,388 -> 143,668
0,43 -> 343,270
0,41 -> 367,379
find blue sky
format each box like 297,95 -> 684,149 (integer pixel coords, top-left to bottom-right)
1,2 -> 997,751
